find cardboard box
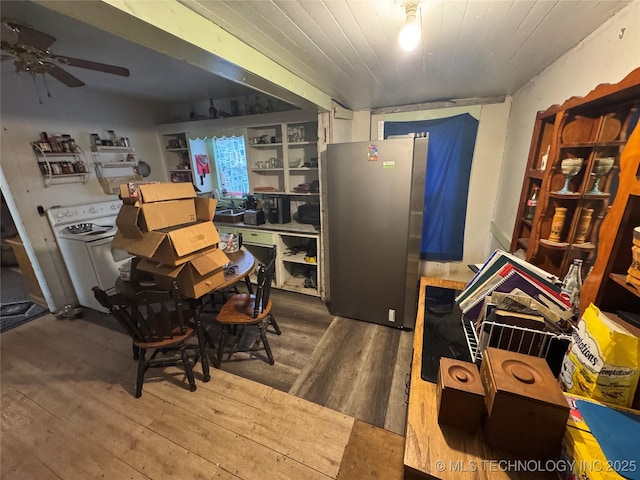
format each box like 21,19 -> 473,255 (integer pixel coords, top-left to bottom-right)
138,182 -> 196,203
559,395 -> 638,480
112,222 -> 221,266
116,197 -> 216,237
119,181 -> 162,204
559,426 -> 624,480
137,248 -> 229,298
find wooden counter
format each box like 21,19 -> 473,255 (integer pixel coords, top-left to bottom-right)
403,276 -> 557,480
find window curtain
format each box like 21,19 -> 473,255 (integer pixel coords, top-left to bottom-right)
384,113 -> 478,261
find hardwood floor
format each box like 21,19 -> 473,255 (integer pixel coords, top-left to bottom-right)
1,288 -> 412,479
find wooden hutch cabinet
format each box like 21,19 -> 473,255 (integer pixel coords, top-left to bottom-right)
580,122 -> 640,315
511,68 -> 640,284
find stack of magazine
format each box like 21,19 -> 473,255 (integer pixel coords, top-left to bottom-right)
456,250 -> 573,372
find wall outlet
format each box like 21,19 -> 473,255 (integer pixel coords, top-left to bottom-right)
388,309 -> 396,322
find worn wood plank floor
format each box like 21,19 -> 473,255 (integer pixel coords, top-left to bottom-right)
1,288 -> 412,479
1,313 -> 356,480
78,288 -> 412,435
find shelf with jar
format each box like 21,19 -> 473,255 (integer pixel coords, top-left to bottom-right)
247,119 -> 319,196
31,139 -> 90,187
161,133 -> 193,184
89,134 -> 142,194
510,67 -> 640,279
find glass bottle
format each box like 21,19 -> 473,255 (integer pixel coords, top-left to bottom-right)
524,186 -> 539,220
561,259 -> 583,317
208,98 -> 217,119
540,145 -> 550,170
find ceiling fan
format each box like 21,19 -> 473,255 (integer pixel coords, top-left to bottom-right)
0,19 -> 130,89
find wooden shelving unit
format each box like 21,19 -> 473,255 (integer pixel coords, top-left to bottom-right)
580,121 -> 640,314
510,67 -> 640,279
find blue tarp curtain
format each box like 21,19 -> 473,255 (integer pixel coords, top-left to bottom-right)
384,113 -> 478,261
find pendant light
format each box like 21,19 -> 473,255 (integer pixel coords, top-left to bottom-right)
399,2 -> 421,52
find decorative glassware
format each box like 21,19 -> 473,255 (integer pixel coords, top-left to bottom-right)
586,157 -> 614,194
556,158 -> 584,194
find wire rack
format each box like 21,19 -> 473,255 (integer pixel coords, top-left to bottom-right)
462,317 -> 571,364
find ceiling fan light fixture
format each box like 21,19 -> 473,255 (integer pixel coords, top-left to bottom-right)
399,2 -> 421,52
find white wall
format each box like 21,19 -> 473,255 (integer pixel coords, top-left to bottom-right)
493,2 -> 640,243
347,101 -> 512,277
1,77 -> 171,312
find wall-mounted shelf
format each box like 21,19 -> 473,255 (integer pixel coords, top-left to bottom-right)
91,145 -> 135,154
32,143 -> 90,187
91,149 -> 142,195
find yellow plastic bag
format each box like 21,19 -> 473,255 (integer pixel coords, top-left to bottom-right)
560,304 -> 640,408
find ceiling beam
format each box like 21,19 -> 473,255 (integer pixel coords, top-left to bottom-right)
371,96 -> 507,115
35,0 -> 332,112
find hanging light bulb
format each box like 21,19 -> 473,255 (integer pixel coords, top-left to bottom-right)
399,2 -> 421,52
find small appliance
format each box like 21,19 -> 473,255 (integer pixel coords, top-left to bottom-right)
244,209 -> 265,225
297,203 -> 320,225
269,196 -> 291,224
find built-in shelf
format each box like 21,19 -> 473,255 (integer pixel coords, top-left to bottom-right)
572,242 -> 595,251
289,141 -> 317,146
522,218 -> 533,227
548,192 -> 581,199
250,143 -> 283,148
539,238 -> 569,249
282,252 -> 316,265
252,168 -> 284,172
169,169 -> 192,173
528,170 -> 544,179
609,273 -> 640,298
166,148 -> 188,152
583,193 -> 612,200
289,167 -> 318,171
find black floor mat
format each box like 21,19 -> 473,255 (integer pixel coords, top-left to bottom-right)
420,286 -> 471,383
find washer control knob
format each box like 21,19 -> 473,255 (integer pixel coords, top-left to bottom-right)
89,207 -> 97,214
66,212 -> 73,217
56,212 -> 64,219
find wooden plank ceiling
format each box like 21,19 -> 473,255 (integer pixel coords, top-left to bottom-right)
182,0 -> 630,109
1,0 -> 631,110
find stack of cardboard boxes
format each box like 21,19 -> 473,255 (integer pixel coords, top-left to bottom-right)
112,182 -> 230,298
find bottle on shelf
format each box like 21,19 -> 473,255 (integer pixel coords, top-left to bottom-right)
208,98 -> 218,119
524,186 -> 539,220
108,130 -> 118,144
540,145 -> 550,170
561,259 -> 583,317
90,133 -> 101,149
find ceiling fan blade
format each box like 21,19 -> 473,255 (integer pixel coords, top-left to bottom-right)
6,22 -> 56,51
53,55 -> 130,77
47,65 -> 85,87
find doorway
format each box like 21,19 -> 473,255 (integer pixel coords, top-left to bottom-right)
1,193 -> 29,300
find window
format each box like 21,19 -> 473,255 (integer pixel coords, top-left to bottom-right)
212,136 -> 249,198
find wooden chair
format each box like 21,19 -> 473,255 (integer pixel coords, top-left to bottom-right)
93,283 -> 198,398
213,246 -> 280,368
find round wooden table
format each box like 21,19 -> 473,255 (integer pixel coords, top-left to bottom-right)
116,249 -> 255,298
115,249 -> 255,382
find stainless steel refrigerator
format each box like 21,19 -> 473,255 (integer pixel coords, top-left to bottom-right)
325,136 -> 428,329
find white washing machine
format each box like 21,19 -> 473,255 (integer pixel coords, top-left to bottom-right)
47,200 -> 129,313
